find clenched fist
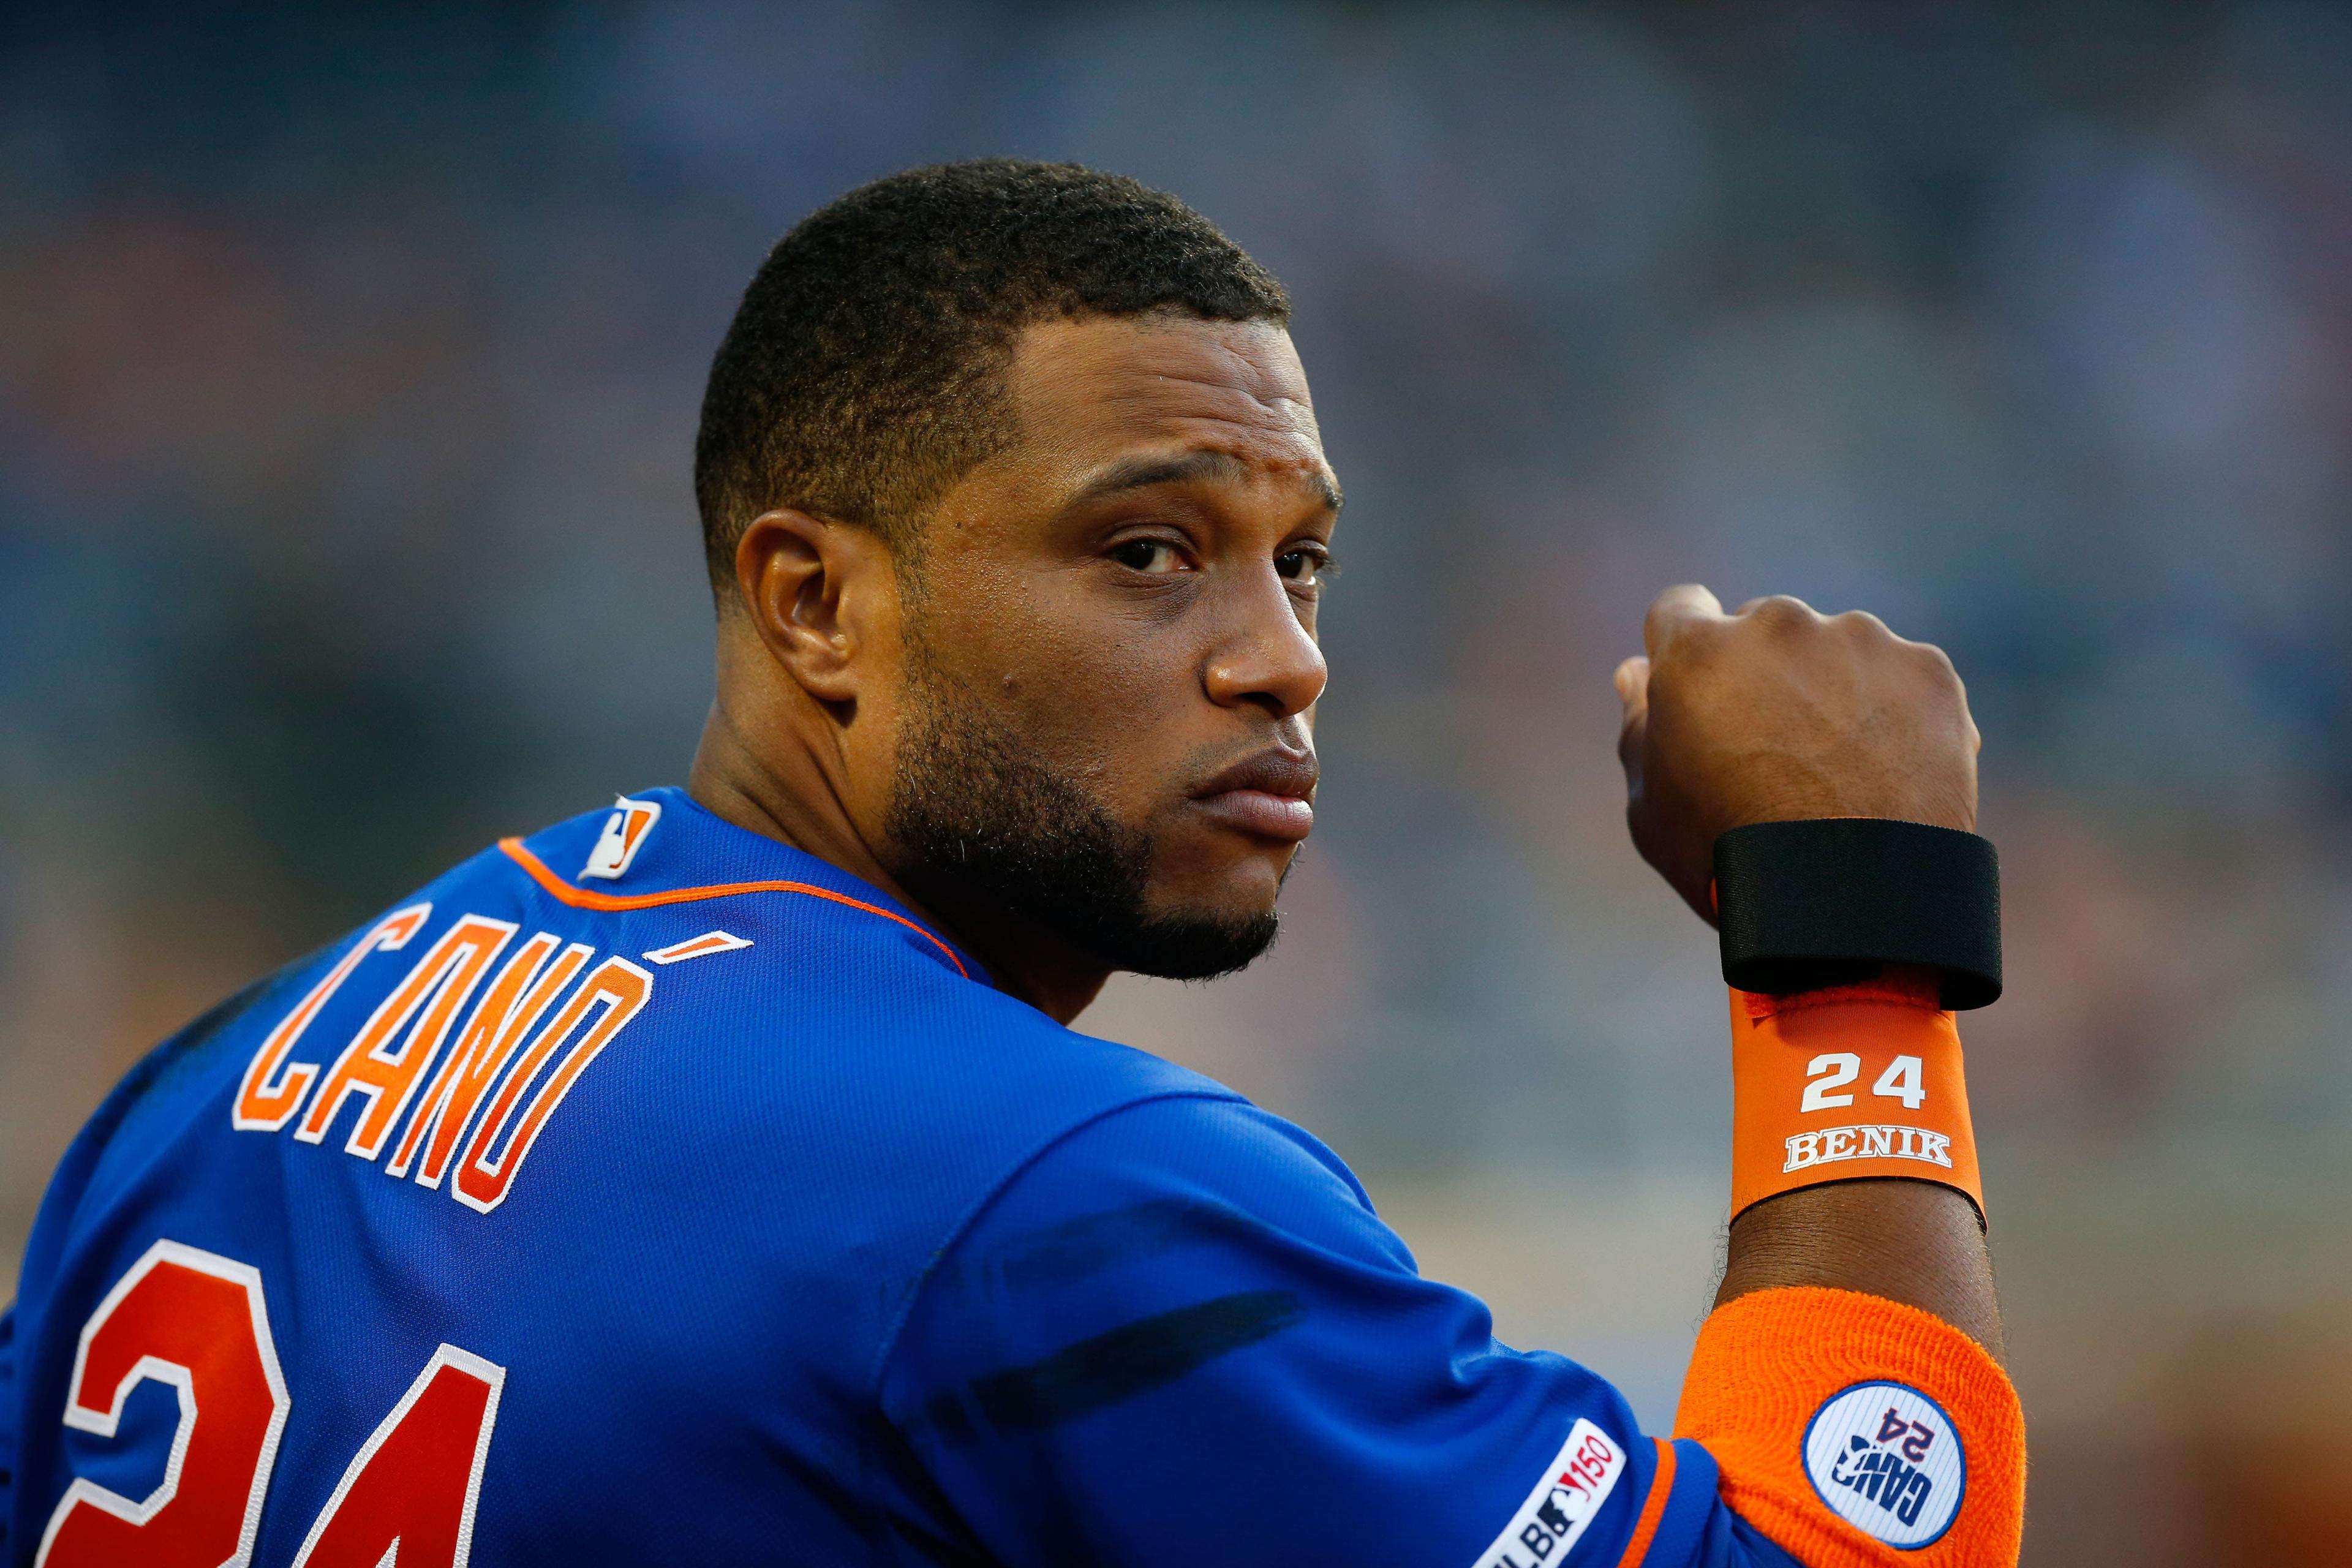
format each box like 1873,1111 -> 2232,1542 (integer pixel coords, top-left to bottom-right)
1616,585 -> 1980,925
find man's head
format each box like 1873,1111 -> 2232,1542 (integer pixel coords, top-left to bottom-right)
693,161 -> 1337,997
695,159 -> 1293,579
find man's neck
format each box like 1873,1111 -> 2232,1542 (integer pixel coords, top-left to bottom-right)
684,696 -> 1113,1025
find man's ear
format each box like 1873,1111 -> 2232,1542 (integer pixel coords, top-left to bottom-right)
729,508 -> 900,709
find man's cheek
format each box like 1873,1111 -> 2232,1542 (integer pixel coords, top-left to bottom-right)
1014,662 -> 1193,758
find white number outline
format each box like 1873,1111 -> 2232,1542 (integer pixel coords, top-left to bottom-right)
35,1240 -> 292,1568
288,1343 -> 507,1568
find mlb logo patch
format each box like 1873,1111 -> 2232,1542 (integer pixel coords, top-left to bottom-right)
582,796 -> 662,881
1801,1381 -> 1966,1548
1475,1417 -> 1627,1567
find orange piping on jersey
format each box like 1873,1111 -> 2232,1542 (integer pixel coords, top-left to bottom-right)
496,839 -> 971,980
1615,1438 -> 1676,1567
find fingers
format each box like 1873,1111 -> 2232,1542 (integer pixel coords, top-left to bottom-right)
1613,655 -> 1649,714
1643,583 -> 1725,658
1615,655 -> 1650,775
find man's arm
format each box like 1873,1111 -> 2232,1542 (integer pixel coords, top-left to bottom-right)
1617,584 -> 2020,1564
882,1093 -> 1810,1567
878,582 -> 2018,1568
1616,583 -> 2000,1352
1722,1181 -> 1999,1360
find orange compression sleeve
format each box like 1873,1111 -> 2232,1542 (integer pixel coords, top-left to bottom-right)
1674,1287 -> 2024,1566
1728,976 -> 1982,1223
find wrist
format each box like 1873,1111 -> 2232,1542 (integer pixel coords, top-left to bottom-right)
1727,981 -> 1985,1223
1714,819 -> 2002,1010
1703,817 -> 1999,1222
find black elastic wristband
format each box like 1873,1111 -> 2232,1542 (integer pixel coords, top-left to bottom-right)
1714,819 -> 2002,1009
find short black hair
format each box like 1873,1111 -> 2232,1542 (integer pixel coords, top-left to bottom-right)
693,159 -> 1291,595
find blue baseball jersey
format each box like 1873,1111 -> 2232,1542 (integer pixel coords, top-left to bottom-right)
0,788 -> 1804,1567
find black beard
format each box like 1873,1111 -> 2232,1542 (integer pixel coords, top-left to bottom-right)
883,650 -> 1279,982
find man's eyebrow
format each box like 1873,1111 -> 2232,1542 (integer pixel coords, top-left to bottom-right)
1067,450 -> 1343,513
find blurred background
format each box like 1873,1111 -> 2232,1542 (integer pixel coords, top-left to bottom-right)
4,1 -> 2350,1559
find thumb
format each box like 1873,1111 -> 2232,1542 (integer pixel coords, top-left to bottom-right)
1643,583 -> 1725,659
1615,655 -> 1651,780
1613,655 -> 1650,717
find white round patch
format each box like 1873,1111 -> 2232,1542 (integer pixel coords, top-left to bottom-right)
1801,1381 -> 1967,1548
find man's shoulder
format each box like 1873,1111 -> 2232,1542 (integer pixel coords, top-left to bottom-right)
405,790 -> 1261,1229
630,938 -> 1245,1202
28,791 -> 1254,1325
939,1088 -> 1395,1283
55,788 -> 1232,1228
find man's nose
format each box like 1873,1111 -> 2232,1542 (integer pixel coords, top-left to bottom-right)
1202,568 -> 1328,720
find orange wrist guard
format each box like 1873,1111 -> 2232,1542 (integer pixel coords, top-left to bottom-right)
1676,1286 -> 2024,1564
1729,976 -> 1983,1221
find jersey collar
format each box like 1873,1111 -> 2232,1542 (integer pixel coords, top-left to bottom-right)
502,786 -> 982,984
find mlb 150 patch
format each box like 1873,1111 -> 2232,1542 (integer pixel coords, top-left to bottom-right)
1800,1381 -> 1966,1548
1473,1417 -> 1627,1567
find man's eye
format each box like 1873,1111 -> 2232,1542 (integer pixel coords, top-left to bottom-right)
1276,548 -> 1330,584
1109,539 -> 1185,573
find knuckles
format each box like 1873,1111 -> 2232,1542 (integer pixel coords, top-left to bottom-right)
1626,588 -> 1981,858
1644,590 -> 1974,723
1891,636 -> 1969,709
1907,639 -> 1966,692
1744,594 -> 1820,635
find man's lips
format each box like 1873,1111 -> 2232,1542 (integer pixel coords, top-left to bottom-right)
1188,749 -> 1318,842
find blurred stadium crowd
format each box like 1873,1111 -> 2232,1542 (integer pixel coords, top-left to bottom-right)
4,3 -> 2351,1561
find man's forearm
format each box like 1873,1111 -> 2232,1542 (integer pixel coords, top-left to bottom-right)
1616,587 -> 2023,1561
1719,1178 -> 2003,1359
